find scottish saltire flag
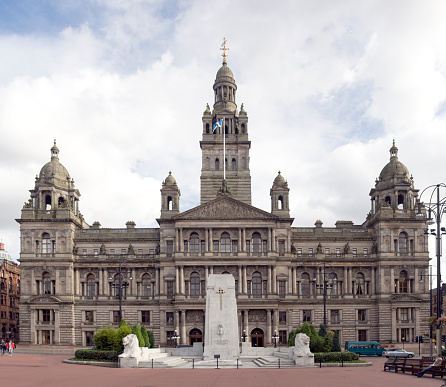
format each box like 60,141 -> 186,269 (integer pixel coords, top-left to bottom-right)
212,119 -> 223,132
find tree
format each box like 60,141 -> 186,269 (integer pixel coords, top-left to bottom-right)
94,327 -> 120,352
318,324 -> 327,337
141,326 -> 151,348
132,325 -> 144,347
148,330 -> 155,348
331,330 -> 341,352
117,321 -> 132,352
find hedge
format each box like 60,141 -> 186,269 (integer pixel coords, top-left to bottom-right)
74,349 -> 119,362
313,352 -> 359,363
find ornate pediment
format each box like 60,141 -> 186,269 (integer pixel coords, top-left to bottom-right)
27,295 -> 62,304
172,196 -> 278,221
390,294 -> 424,303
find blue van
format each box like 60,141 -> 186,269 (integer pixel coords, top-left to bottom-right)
345,341 -> 385,356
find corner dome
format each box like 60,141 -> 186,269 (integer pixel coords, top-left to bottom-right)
216,63 -> 234,81
164,171 -> 177,186
378,140 -> 410,181
273,171 -> 287,187
39,140 -> 70,182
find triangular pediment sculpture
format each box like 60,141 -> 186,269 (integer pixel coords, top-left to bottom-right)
27,295 -> 62,304
389,294 -> 423,303
172,196 -> 279,221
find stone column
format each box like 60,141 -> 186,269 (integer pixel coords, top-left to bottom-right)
238,228 -> 242,252
159,267 -> 164,295
292,267 -> 296,294
55,268 -> 60,294
209,228 -> 213,252
243,266 -> 247,294
244,309 -> 249,341
273,267 -> 277,294
75,268 -> 80,296
267,309 -> 272,344
343,267 -> 348,295
98,268 -> 103,296
267,228 -> 271,252
54,310 -> 60,344
175,267 -> 180,295
30,309 -> 36,344
288,267 -> 292,294
371,268 -> 375,295
205,228 -> 209,253
391,308 -> 397,342
156,268 -> 160,296
180,310 -> 186,345
174,310 -> 180,337
180,228 -> 183,252
268,266 -> 272,293
180,266 -> 185,295
238,266 -> 242,294
242,228 -> 246,252
273,309 -> 278,338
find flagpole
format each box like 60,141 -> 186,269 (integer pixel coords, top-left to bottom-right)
223,117 -> 226,180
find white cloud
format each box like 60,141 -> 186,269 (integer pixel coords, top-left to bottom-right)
1,0 -> 446,269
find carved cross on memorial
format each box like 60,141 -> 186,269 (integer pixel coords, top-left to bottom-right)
216,286 -> 225,310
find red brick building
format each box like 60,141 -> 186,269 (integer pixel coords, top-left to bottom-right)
0,243 -> 20,341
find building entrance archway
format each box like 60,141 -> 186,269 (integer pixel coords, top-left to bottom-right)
189,328 -> 203,344
251,328 -> 264,347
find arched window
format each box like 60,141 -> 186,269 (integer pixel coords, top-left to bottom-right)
399,271 -> 408,293
17,280 -> 20,295
206,123 -> 210,133
252,272 -> 262,297
190,272 -> 200,296
45,195 -> 51,210
328,273 -> 338,295
399,232 -> 408,253
167,196 -> 173,211
215,158 -> 220,171
252,232 -> 262,253
355,273 -> 365,295
8,278 -> 12,292
241,123 -> 246,133
87,274 -> 96,297
301,273 -> 310,296
232,158 -> 236,170
398,194 -> 404,209
43,272 -> 52,295
142,274 -> 151,297
220,232 -> 230,253
190,233 -> 200,253
278,195 -> 283,210
42,233 -> 51,254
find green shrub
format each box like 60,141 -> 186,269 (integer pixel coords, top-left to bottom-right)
331,331 -> 341,352
148,330 -> 155,348
117,321 -> 132,352
94,327 -> 120,352
314,352 -> 359,363
141,326 -> 150,348
132,324 -> 144,347
75,349 -> 118,362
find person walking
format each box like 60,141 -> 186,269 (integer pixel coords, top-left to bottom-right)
415,354 -> 443,377
6,341 -> 15,357
0,340 -> 5,355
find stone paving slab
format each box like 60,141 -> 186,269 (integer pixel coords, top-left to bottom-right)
3,354 -> 444,387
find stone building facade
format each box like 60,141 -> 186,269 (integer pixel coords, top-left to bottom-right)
0,243 -> 20,341
17,56 -> 430,347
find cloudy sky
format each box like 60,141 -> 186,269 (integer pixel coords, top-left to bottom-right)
1,0 -> 446,269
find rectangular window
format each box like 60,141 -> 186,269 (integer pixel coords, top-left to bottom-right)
330,310 -> 340,324
94,249 -> 98,256
308,248 -> 313,256
85,331 -> 94,346
83,249 -> 87,256
85,311 -> 94,323
246,240 -> 250,253
166,331 -> 175,346
363,248 -> 368,256
113,311 -> 120,323
278,241 -> 285,256
232,240 -> 238,253
352,248 -> 357,256
401,328 -> 410,342
166,241 -> 173,255
141,311 -> 150,324
262,240 -> 267,253
213,240 -> 219,253
358,309 -> 366,322
166,312 -> 174,325
358,329 -> 367,341
121,249 -> 126,255
110,249 -> 115,255
201,240 -> 205,253
149,249 -> 154,257
36,241 -> 40,254
184,241 -> 188,253
279,330 -> 287,345
167,281 -> 174,298
278,281 -> 286,298
400,308 -> 409,322
138,249 -> 143,256
303,310 -> 311,323
297,248 -> 302,256
325,248 -> 330,256
279,311 -> 287,324
336,248 -> 341,257
42,309 -> 51,322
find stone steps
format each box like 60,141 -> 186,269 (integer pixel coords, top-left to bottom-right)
139,356 -> 188,368
273,351 -> 290,359
253,356 -> 295,368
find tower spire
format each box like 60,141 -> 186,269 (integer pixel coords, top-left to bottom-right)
220,37 -> 229,64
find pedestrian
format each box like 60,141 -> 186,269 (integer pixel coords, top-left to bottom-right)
6,341 -> 15,357
415,354 -> 443,377
0,340 -> 5,355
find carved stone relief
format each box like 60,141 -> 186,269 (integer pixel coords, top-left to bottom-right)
186,310 -> 204,323
248,310 -> 267,322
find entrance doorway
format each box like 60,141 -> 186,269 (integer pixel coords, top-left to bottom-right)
189,328 -> 203,344
251,328 -> 264,347
42,330 -> 51,344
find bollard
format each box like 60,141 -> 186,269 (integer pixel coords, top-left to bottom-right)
278,358 -> 281,369
237,359 -> 239,369
216,357 -> 219,370
193,358 -> 195,369
319,359 -> 322,368
152,359 -> 154,369
341,358 -> 344,367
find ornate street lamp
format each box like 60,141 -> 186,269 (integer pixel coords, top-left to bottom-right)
241,329 -> 247,343
172,330 -> 180,348
314,263 -> 337,326
417,183 -> 446,356
272,330 -> 279,348
108,257 -> 132,323
419,265 -> 436,355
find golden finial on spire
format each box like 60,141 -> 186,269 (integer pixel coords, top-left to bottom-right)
220,37 -> 229,64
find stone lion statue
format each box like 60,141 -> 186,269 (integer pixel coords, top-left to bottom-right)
294,333 -> 314,357
121,334 -> 140,358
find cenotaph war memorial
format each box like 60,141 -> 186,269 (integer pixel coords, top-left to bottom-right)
202,274 -> 239,361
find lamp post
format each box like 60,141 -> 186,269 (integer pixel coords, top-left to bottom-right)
417,183 -> 446,356
272,330 -> 279,348
172,330 -> 180,348
108,257 -> 132,323
314,263 -> 336,326
241,329 -> 247,343
420,265 -> 436,355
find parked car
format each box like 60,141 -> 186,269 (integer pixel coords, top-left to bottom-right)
383,349 -> 415,358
